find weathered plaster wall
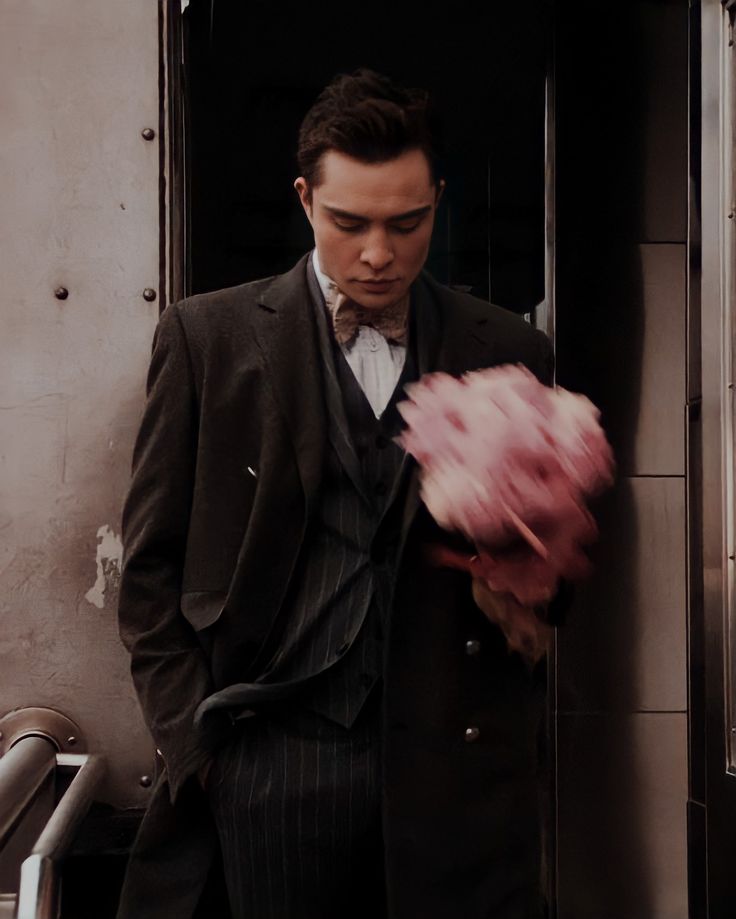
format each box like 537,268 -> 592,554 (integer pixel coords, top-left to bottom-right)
0,0 -> 160,806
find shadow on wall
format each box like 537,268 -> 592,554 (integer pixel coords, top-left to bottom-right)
553,0 -> 653,912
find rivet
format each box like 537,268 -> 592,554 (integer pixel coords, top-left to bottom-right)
142,288 -> 157,302
465,639 -> 481,657
66,736 -> 77,746
139,775 -> 153,788
141,128 -> 156,141
54,287 -> 69,300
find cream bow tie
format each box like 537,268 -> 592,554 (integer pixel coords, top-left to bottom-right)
324,285 -> 409,347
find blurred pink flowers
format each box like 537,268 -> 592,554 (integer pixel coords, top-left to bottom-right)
396,364 -> 615,607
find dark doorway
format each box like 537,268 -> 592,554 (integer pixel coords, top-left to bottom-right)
182,0 -> 550,314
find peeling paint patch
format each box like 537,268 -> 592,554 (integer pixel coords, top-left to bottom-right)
85,525 -> 123,609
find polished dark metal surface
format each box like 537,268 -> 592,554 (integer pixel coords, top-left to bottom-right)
0,737 -> 56,849
14,753 -> 105,919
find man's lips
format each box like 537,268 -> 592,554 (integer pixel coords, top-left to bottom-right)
356,278 -> 399,289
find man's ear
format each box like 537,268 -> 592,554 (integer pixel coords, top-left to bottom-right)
434,178 -> 446,207
294,177 -> 313,222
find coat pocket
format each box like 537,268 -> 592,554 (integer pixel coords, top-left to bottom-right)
180,590 -> 227,631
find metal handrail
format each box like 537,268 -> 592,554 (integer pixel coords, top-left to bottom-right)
15,753 -> 105,919
0,738 -> 57,848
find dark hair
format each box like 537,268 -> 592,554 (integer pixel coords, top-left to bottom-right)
297,69 -> 442,191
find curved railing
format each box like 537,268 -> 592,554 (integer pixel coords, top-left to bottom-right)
0,709 -> 106,919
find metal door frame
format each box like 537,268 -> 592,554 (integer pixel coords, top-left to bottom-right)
692,1 -> 736,914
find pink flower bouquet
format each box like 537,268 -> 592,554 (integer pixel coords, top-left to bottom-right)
396,364 -> 614,659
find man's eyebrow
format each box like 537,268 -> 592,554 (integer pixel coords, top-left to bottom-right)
322,204 -> 433,221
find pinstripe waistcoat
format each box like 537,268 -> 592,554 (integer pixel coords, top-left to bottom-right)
254,258 -> 420,726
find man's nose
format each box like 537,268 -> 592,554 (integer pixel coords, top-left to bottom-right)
360,230 -> 394,271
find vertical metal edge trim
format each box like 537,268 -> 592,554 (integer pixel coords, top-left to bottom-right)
687,798 -> 708,919
181,7 -> 191,299
722,0 -> 736,770
700,0 -> 726,769
541,51 -> 557,350
700,0 -> 736,913
158,2 -> 168,313
159,0 -> 186,310
543,15 -> 558,918
533,23 -> 556,349
687,0 -> 707,809
688,396 -> 706,802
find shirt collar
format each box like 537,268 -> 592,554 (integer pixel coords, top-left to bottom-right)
311,249 -> 336,306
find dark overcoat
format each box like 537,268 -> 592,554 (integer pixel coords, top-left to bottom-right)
116,253 -> 555,919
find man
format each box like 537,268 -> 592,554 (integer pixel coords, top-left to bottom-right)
117,69 -> 556,919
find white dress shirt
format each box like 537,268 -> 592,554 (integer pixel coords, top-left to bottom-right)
312,249 -> 407,419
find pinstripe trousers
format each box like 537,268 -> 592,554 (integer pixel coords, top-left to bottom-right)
204,689 -> 386,919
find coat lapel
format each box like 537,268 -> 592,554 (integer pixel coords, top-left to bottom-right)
398,272 -> 501,552
248,255 -> 499,548
249,254 -> 327,517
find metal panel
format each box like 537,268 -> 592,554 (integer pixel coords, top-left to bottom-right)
556,712 -> 688,919
557,476 -> 687,714
636,1 -> 689,243
556,244 -> 686,477
0,2 -> 160,806
632,245 -> 687,475
553,2 -> 687,247
614,244 -> 685,476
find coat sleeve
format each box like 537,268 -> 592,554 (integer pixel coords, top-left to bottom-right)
118,303 -> 228,804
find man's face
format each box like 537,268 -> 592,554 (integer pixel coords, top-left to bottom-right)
295,148 -> 443,310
